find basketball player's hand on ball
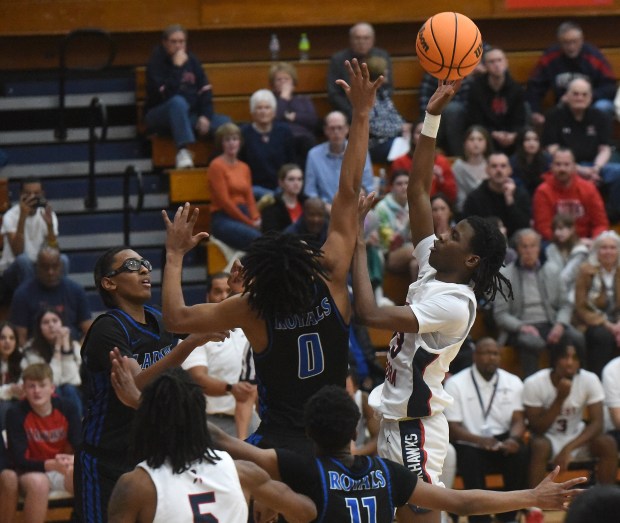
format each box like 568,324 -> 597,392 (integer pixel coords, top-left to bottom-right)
162,202 -> 209,256
335,58 -> 383,115
426,80 -> 461,115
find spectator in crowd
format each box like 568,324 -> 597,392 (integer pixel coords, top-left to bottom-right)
374,170 -> 416,281
462,152 -> 532,239
260,163 -> 307,233
573,230 -> 620,377
270,62 -> 319,166
444,337 -> 528,523
10,246 -> 92,347
107,368 -> 317,523
0,322 -> 22,431
181,272 -> 258,439
544,213 -> 589,300
2,363 -> 81,523
391,120 -> 457,205
542,77 -> 620,219
431,193 -> 455,238
452,125 -> 492,214
509,127 -> 551,197
523,336 -> 618,488
527,21 -> 616,127
493,228 -> 585,378
240,89 -> 295,199
283,197 -> 329,249
208,122 -> 261,251
0,178 -> 66,297
304,111 -> 374,212
328,22 -> 392,121
20,308 -> 83,416
366,56 -> 412,163
144,24 -> 230,169
602,355 -> 620,451
532,148 -> 609,241
466,47 -> 527,155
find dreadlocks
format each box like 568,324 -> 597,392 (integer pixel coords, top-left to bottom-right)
130,368 -> 220,474
467,216 -> 513,302
241,232 -> 330,321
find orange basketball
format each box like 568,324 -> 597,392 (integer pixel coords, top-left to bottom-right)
416,12 -> 483,81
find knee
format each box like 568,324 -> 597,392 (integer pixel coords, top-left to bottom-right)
19,472 -> 50,497
0,468 -> 18,493
591,433 -> 618,458
529,435 -> 551,460
168,95 -> 190,112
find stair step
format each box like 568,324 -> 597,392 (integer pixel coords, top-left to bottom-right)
1,158 -> 153,179
0,126 -> 137,145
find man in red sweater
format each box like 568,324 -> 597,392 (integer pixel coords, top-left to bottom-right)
533,148 -> 609,241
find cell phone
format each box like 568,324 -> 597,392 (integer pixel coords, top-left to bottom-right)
33,197 -> 48,208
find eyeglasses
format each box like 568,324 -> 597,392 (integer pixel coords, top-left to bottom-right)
105,258 -> 152,278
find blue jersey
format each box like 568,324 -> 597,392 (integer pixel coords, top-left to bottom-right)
254,279 -> 349,431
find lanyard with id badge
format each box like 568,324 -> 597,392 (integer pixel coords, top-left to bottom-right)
470,369 -> 498,437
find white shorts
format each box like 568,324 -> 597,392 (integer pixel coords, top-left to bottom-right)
547,422 -> 592,461
46,470 -> 67,493
377,413 -> 448,486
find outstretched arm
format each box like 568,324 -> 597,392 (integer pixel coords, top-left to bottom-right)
410,466 -> 585,516
321,59 -> 383,281
409,81 -> 459,247
236,460 -> 317,523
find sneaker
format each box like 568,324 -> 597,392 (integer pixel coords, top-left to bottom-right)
176,148 -> 194,169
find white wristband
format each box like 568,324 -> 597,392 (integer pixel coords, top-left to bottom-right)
421,112 -> 441,139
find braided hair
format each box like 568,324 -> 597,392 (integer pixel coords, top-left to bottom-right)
130,368 -> 220,474
241,232 -> 329,321
466,216 -> 513,302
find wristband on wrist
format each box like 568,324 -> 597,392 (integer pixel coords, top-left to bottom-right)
225,383 -> 233,393
421,112 -> 441,139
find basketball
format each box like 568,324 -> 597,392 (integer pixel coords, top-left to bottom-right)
416,12 -> 483,81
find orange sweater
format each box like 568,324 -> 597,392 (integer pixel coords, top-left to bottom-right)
208,156 -> 259,226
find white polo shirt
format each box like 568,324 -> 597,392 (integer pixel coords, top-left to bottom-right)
602,356 -> 620,432
444,365 -> 524,437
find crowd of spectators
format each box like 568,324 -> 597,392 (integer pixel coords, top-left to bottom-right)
1,17 -> 620,523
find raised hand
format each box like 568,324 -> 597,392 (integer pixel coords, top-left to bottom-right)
426,80 -> 461,116
162,202 -> 209,256
335,59 -> 383,115
531,466 -> 586,511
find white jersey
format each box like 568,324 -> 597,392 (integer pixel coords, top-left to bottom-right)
182,329 -> 252,415
444,366 -> 524,437
369,235 -> 477,420
523,368 -> 605,438
138,450 -> 248,523
602,356 -> 620,432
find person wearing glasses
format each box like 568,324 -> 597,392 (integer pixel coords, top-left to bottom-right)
74,246 -> 228,523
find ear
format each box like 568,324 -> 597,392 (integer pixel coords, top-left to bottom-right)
100,276 -> 117,293
465,254 -> 481,270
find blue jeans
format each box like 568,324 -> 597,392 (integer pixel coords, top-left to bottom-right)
210,206 -> 261,251
56,383 -> 83,418
2,252 -> 70,292
144,95 -> 231,148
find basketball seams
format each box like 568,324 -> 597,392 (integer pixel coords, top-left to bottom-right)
416,11 -> 482,80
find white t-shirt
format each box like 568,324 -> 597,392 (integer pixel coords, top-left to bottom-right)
138,450 -> 248,523
182,329 -> 251,415
444,366 -> 524,437
602,356 -> 620,432
0,204 -> 59,272
523,368 -> 605,438
369,235 -> 477,420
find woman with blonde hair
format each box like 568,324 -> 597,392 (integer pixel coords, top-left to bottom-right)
574,229 -> 620,376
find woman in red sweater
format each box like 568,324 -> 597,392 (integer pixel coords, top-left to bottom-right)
209,123 -> 262,250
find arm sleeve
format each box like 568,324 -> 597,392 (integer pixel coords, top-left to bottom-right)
6,405 -> 45,472
586,186 -> 610,238
304,152 -> 320,199
526,54 -> 553,114
145,47 -> 182,105
327,54 -> 352,118
532,188 -> 554,241
292,96 -> 319,131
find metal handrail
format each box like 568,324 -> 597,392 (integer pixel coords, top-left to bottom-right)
122,165 -> 145,246
55,28 -> 116,141
84,97 -> 108,210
